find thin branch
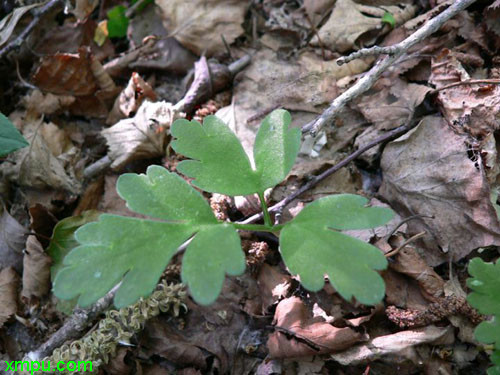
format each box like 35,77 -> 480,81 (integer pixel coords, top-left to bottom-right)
0,0 -> 63,61
302,0 -> 478,136
239,118 -> 418,225
25,286 -> 118,362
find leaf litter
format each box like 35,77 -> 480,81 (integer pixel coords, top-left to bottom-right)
1,0 -> 500,373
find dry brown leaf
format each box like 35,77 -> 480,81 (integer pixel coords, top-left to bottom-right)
383,268 -> 429,311
102,100 -> 183,169
28,204 -> 57,248
355,78 -> 431,131
106,72 -> 157,125
485,0 -> 500,37
430,49 -> 500,139
102,347 -> 131,375
1,116 -> 81,193
156,0 -> 247,56
379,116 -> 500,266
267,297 -> 363,358
311,0 -> 416,52
0,267 -> 19,328
389,244 -> 445,301
21,235 -> 51,300
22,90 -> 75,118
140,274 -> 259,374
0,204 -> 27,273
330,325 -> 452,365
33,47 -> 98,96
257,264 -> 291,313
32,47 -> 117,118
72,0 -> 99,21
33,18 -> 114,61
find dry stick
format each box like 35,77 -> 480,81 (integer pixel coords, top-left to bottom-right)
0,0 -> 63,60
239,119 -> 418,225
302,0 -> 478,136
25,286 -> 118,363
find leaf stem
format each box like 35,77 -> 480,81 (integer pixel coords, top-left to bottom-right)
231,223 -> 283,233
258,192 -> 272,227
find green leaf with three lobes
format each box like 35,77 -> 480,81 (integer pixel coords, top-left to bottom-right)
0,113 -> 29,157
280,194 -> 393,305
53,166 -> 245,308
171,109 -> 301,196
467,258 -> 500,374
489,351 -> 500,375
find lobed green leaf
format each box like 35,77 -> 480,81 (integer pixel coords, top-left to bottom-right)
171,109 -> 300,196
181,224 -> 245,305
467,258 -> 500,316
53,166 -> 244,308
279,194 -> 393,305
0,113 -> 29,157
467,258 -> 500,372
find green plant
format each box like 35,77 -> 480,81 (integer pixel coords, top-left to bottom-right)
53,109 -> 394,308
106,5 -> 129,38
467,258 -> 500,375
0,113 -> 28,157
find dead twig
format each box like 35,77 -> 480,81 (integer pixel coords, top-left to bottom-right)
430,78 -> 500,94
302,0 -> 478,136
0,0 -> 63,61
385,231 -> 426,258
25,286 -> 117,363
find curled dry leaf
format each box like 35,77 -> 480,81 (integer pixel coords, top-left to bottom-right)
430,49 -> 500,139
0,3 -> 43,48
330,325 -> 452,365
0,203 -> 27,273
379,116 -> 500,266
0,267 -> 19,328
106,72 -> 157,125
310,0 -> 417,52
156,0 -> 247,56
32,47 -> 118,118
22,235 -> 51,300
1,116 -> 81,193
267,297 -> 363,358
102,101 -> 183,169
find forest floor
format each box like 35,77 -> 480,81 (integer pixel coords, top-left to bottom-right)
0,0 -> 500,374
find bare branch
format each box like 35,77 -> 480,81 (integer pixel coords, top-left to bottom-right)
302,0 -> 478,136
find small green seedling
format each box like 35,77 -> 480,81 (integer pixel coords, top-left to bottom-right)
53,109 -> 394,308
0,113 -> 28,157
467,258 -> 500,375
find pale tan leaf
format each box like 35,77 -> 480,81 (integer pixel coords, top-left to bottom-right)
156,0 -> 247,56
0,267 -> 19,328
21,235 -> 51,300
